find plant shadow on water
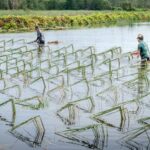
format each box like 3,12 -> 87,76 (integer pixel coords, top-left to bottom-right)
0,38 -> 149,150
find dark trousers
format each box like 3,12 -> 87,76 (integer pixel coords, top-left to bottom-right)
141,57 -> 150,62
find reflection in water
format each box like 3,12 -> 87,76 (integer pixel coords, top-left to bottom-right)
37,44 -> 45,58
138,62 -> 150,97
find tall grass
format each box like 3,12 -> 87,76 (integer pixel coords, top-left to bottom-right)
0,11 -> 150,32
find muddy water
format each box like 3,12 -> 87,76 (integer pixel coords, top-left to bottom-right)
0,23 -> 150,150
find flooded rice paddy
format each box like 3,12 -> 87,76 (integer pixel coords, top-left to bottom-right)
0,24 -> 150,150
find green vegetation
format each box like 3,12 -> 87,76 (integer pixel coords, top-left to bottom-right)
0,10 -> 98,16
0,11 -> 150,32
0,0 -> 150,11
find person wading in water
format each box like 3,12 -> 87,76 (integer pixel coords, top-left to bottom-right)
132,34 -> 150,62
34,26 -> 45,45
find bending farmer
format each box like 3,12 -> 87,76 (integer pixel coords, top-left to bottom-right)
34,26 -> 45,45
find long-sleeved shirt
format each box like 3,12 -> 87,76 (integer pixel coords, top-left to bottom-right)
36,30 -> 45,44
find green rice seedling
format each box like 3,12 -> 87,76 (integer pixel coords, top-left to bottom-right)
112,64 -> 147,82
79,64 -> 94,77
29,77 -> 46,95
119,52 -> 133,62
120,124 -> 150,150
92,91 -> 150,126
7,57 -> 18,66
96,47 -> 122,63
62,66 -> 88,86
9,60 -> 26,78
122,69 -> 150,97
55,44 -> 74,58
24,66 -> 37,78
7,48 -> 21,55
52,56 -> 66,67
39,59 -> 51,70
57,103 -> 76,125
3,59 -> 20,74
109,65 -> 136,81
7,66 -> 19,75
109,52 -> 139,70
14,39 -> 26,44
65,44 -> 75,53
95,59 -> 112,75
57,96 -> 94,124
21,51 -> 34,60
112,47 -> 122,56
0,39 -> 13,48
89,76 -> 111,92
16,59 -> 26,69
0,40 -> 5,47
70,79 -> 90,100
6,39 -> 14,44
67,49 -> 81,61
72,49 -> 82,60
0,69 -> 3,79
96,82 -> 139,105
0,78 -> 6,90
81,54 -> 95,66
47,75 -> 64,88
0,61 -> 7,73
0,46 -> 5,52
9,46 -> 28,55
43,64 -> 59,75
74,48 -> 91,62
93,66 -> 118,81
88,75 -> 111,90
47,84 -> 66,103
0,55 -> 8,62
9,52 -> 22,60
56,124 -> 108,150
51,47 -> 66,58
65,60 -> 80,69
10,116 -> 45,147
0,84 -> 21,98
15,96 -> 45,110
91,106 -> 127,130
58,96 -> 94,113
46,75 -> 65,100
95,51 -> 109,62
110,58 -> 121,69
138,117 -> 150,125
63,52 -> 78,66
80,47 -> 96,59
0,99 -> 16,125
88,54 -> 97,67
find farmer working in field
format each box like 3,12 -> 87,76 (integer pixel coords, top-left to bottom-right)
34,26 -> 45,45
133,34 -> 150,62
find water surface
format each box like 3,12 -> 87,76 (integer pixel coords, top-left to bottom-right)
0,23 -> 150,150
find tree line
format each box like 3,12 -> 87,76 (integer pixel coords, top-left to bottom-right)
0,0 -> 150,10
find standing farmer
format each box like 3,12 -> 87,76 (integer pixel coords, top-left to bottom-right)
133,34 -> 150,62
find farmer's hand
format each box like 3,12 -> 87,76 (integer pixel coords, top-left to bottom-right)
132,50 -> 140,57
